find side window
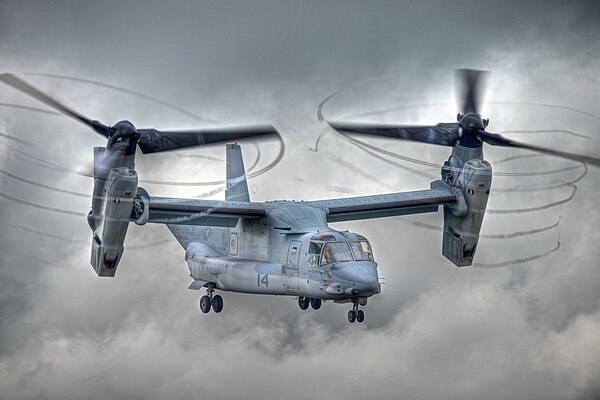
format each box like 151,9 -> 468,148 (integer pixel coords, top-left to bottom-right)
307,241 -> 323,267
229,233 -> 238,256
289,246 -> 298,268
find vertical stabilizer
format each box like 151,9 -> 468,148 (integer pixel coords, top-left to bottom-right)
226,143 -> 250,202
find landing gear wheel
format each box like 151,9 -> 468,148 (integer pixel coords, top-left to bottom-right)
310,298 -> 322,310
200,295 -> 211,314
356,309 -> 365,323
298,296 -> 310,310
348,310 -> 356,323
212,295 -> 224,313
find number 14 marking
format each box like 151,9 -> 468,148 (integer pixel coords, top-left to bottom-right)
257,274 -> 269,287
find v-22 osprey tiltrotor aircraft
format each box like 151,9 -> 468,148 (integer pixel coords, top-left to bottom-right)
2,71 -> 598,323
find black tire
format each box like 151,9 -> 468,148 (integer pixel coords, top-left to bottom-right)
212,295 -> 224,313
310,298 -> 322,310
298,296 -> 309,310
347,310 -> 356,323
200,295 -> 211,314
356,309 -> 365,323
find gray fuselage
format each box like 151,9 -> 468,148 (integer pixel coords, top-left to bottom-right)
169,202 -> 381,302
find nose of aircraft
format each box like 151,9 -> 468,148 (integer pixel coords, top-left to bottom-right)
333,261 -> 378,284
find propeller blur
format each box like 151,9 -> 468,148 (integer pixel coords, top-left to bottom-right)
1,70 -> 597,324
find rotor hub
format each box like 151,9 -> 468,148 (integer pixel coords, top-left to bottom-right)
107,120 -> 139,150
458,113 -> 485,131
457,113 -> 486,148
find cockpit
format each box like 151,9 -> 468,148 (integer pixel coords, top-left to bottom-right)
307,232 -> 374,267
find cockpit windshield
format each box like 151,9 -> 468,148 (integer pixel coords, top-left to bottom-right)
350,241 -> 374,261
308,233 -> 374,267
321,242 -> 354,265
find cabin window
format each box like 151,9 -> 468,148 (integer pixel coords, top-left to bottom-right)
321,242 -> 353,265
288,246 -> 299,268
307,241 -> 323,267
350,241 -> 374,261
310,233 -> 336,241
229,233 -> 238,256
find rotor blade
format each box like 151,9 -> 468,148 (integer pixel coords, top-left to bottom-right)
455,69 -> 488,115
137,124 -> 280,154
327,121 -> 459,146
481,131 -> 600,166
0,73 -> 110,137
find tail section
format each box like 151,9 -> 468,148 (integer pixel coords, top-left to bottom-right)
226,143 -> 250,202
164,143 -> 250,250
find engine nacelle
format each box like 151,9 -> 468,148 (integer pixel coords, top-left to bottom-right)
438,155 -> 492,267
90,167 -> 138,277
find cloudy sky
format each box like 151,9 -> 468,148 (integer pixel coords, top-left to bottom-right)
0,1 -> 599,399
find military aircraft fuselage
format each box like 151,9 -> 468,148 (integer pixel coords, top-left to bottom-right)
170,201 -> 381,302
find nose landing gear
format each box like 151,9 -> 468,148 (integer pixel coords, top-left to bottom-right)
200,295 -> 211,313
199,284 -> 224,314
348,298 -> 365,323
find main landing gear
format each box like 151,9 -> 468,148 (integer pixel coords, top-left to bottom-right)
347,298 -> 365,323
200,284 -> 223,314
298,296 -> 322,311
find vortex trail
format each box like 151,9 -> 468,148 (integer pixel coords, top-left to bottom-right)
406,217 -> 560,239
20,73 -> 220,124
315,70 -> 596,268
492,101 -> 600,121
0,133 -> 276,212
317,127 -> 587,215
0,126 -> 280,188
0,139 -> 74,173
0,190 -> 86,216
492,154 -> 540,165
0,102 -> 61,116
0,73 -> 285,225
0,131 -> 32,145
473,234 -> 561,269
1,73 -> 285,187
0,165 -> 89,198
4,223 -> 88,244
487,185 -> 577,214
322,126 -> 586,177
315,72 -> 597,178
498,129 -> 590,139
5,222 -> 175,251
492,163 -> 588,193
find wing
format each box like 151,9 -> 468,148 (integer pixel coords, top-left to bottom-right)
307,184 -> 457,222
146,181 -> 458,226
147,197 -> 268,227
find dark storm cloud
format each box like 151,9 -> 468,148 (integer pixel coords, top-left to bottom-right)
0,1 -> 599,399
